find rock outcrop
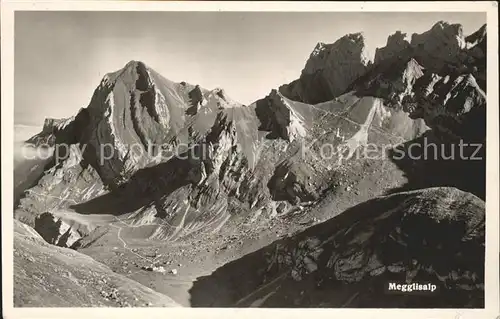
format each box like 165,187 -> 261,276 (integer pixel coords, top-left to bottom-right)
34,212 -> 83,248
267,160 -> 319,204
189,187 -> 484,308
410,21 -> 466,69
276,188 -> 484,288
465,24 -> 486,48
374,31 -> 411,64
77,61 -> 209,188
16,61 -> 241,225
279,33 -> 371,104
26,117 -> 75,147
278,21 -> 487,108
464,24 -> 487,90
412,72 -> 486,140
373,22 -> 486,86
255,89 -> 312,142
351,57 -> 425,105
15,143 -> 105,226
302,33 -> 371,76
349,53 -> 485,142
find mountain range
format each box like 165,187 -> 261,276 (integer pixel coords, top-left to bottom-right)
14,20 -> 487,308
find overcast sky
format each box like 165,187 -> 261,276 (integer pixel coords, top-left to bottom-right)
15,11 -> 485,125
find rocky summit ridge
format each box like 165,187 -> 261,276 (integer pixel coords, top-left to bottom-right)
14,20 -> 487,308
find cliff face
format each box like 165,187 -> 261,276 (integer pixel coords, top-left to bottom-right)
410,21 -> 466,69
34,212 -> 83,248
349,55 -> 485,141
374,31 -> 411,64
277,21 -> 486,110
74,60 -> 229,188
26,117 -> 75,147
17,61 -> 244,229
374,22 -> 486,89
279,33 -> 371,104
255,89 -> 312,142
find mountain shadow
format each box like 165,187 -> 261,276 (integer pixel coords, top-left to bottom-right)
188,187 -> 484,308
70,147 -> 206,216
386,128 -> 485,200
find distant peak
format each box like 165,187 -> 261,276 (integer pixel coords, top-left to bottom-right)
430,20 -> 464,36
213,87 -> 226,99
117,60 -> 152,80
208,87 -> 241,108
387,31 -> 409,44
123,60 -> 147,68
100,60 -> 155,90
432,20 -> 448,29
345,32 -> 365,43
41,117 -> 73,131
310,42 -> 326,56
465,23 -> 487,47
314,42 -> 326,49
269,88 -> 284,99
476,23 -> 487,35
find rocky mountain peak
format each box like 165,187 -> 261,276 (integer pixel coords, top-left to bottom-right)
302,32 -> 370,76
280,32 -> 371,104
310,42 -> 326,57
41,117 -> 71,131
409,21 -> 467,68
255,88 -> 314,143
207,87 -> 242,109
99,60 -> 149,89
430,20 -> 464,36
374,31 -> 411,64
465,23 -> 487,49
26,116 -> 75,147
